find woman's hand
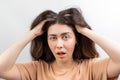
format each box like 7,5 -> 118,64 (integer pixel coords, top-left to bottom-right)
75,25 -> 88,34
75,25 -> 82,33
31,19 -> 53,37
31,20 -> 48,37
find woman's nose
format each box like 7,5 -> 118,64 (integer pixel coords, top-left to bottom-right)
56,39 -> 63,49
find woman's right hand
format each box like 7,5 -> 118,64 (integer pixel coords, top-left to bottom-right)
31,20 -> 48,37
31,19 -> 54,37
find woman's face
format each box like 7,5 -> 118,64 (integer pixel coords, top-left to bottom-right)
47,24 -> 76,62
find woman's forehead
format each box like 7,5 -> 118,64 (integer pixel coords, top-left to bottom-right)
48,24 -> 73,34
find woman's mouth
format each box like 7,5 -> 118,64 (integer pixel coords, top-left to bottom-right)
57,52 -> 66,58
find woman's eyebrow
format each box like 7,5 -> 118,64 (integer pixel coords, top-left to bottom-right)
48,32 -> 72,36
48,34 -> 56,37
61,32 -> 71,36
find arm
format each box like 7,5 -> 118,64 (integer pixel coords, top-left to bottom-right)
0,20 -> 46,79
76,26 -> 120,78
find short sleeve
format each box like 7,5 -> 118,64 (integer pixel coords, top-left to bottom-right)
91,58 -> 109,80
92,58 -> 118,80
15,61 -> 38,80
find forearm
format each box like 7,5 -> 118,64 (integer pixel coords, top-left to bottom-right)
0,30 -> 36,73
80,28 -> 120,63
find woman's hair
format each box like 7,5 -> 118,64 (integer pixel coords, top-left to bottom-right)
30,8 -> 99,62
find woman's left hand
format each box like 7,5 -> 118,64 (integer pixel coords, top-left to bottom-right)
75,25 -> 88,34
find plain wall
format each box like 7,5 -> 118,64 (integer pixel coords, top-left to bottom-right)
0,0 -> 120,79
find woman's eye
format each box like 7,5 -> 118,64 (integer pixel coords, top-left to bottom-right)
63,35 -> 69,40
49,37 -> 57,40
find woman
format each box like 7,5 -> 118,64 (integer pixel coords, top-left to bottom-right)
0,8 -> 120,80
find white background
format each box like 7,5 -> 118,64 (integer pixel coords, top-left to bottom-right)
0,0 -> 120,79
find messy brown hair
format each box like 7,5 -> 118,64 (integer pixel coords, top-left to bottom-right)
30,8 -> 99,62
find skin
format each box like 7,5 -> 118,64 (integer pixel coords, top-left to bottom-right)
0,20 -> 120,79
47,24 -> 77,69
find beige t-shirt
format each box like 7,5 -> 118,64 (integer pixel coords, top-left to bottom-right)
16,58 -> 118,80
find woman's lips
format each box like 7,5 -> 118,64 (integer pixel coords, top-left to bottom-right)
57,52 -> 66,58
57,52 -> 65,55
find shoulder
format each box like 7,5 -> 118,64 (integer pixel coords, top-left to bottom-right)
16,60 -> 50,69
15,60 -> 50,74
82,57 -> 110,64
90,57 -> 110,66
79,58 -> 110,69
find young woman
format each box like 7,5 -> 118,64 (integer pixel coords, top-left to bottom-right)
0,8 -> 120,80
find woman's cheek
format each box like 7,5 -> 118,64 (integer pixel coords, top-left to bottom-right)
66,39 -> 76,51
